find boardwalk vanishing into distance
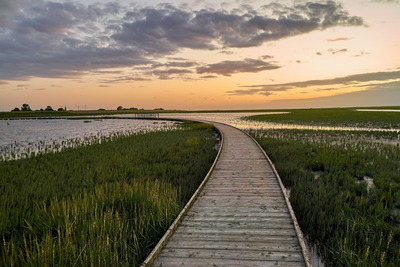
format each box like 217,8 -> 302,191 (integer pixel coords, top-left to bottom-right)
143,122 -> 311,267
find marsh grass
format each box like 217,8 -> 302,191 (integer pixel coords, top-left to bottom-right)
0,123 -> 218,266
249,129 -> 400,266
248,108 -> 400,129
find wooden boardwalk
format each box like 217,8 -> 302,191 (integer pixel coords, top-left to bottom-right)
144,122 -> 311,266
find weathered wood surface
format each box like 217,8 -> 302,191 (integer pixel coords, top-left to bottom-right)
149,123 -> 309,266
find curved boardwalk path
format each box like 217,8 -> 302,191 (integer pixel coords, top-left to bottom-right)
146,122 -> 310,266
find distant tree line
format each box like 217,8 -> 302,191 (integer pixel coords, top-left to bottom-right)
115,106 -> 164,111
116,106 -> 138,111
11,104 -> 66,112
11,104 -> 164,112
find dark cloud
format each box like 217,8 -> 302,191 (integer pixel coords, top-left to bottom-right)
0,0 -> 27,23
113,2 -> 364,52
197,58 -> 280,76
0,1 -> 365,81
228,70 -> 400,95
0,1 -> 150,80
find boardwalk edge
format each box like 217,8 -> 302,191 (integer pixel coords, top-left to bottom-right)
141,123 -> 224,267
244,130 -> 313,267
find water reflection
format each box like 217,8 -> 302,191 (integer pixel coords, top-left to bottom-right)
0,118 -> 177,160
157,112 -> 400,133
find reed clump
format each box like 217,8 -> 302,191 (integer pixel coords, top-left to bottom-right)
0,122 -> 218,266
250,129 -> 400,266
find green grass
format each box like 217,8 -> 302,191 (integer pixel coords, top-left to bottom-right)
0,122 -> 218,266
250,129 -> 400,266
248,108 -> 400,129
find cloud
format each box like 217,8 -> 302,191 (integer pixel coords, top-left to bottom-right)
353,51 -> 370,57
152,68 -> 192,80
261,55 -> 274,60
0,1 -> 365,81
316,48 -> 348,55
0,1 -> 152,80
327,37 -> 350,42
258,81 -> 400,109
200,75 -> 218,79
330,48 -> 348,54
197,58 -> 280,76
152,60 -> 198,69
0,0 -> 27,23
219,50 -> 235,55
114,2 -> 364,51
100,76 -> 151,84
228,69 -> 400,95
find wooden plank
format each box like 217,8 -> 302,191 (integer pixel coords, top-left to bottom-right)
176,226 -> 298,236
165,240 -> 301,253
144,122 -> 309,266
190,201 -> 286,207
184,216 -> 291,223
170,232 -> 299,246
179,220 -> 295,228
169,232 -> 299,243
152,258 -> 305,267
154,248 -> 304,262
185,212 -> 290,219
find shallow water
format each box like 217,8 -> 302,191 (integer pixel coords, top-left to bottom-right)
0,118 -> 177,160
157,112 -> 400,133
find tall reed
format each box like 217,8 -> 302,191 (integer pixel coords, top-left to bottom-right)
1,122 -> 218,266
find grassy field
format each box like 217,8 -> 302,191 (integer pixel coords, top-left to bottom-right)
0,122 -> 218,266
248,108 -> 400,129
249,129 -> 400,266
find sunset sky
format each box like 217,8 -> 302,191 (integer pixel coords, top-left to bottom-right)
1,0 -> 399,111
